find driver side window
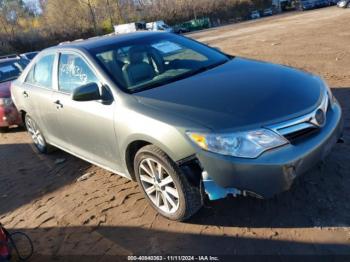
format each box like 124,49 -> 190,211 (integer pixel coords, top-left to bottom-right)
58,53 -> 98,93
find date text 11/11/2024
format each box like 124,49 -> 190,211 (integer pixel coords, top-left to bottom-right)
127,256 -> 220,261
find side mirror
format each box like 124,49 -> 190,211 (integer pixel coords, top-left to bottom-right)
72,82 -> 101,102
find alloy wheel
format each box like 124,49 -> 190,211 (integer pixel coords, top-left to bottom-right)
139,158 -> 180,214
26,117 -> 45,152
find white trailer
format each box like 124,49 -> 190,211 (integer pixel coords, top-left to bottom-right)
114,23 -> 138,34
146,21 -> 173,33
114,22 -> 146,34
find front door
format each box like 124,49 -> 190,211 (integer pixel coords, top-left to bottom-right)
53,52 -> 120,171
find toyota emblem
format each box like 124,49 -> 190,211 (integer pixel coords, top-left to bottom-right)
315,109 -> 325,127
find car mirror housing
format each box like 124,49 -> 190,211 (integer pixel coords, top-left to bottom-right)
72,82 -> 101,102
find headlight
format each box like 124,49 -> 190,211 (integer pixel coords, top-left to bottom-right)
0,98 -> 12,107
187,129 -> 288,158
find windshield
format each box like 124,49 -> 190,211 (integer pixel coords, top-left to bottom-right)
0,59 -> 28,83
92,34 -> 230,93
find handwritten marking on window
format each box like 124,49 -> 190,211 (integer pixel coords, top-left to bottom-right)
60,62 -> 88,83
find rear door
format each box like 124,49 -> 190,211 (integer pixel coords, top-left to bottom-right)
19,53 -> 64,144
53,52 -> 120,171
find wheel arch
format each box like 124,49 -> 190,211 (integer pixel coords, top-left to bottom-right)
125,140 -> 151,181
19,110 -> 27,124
124,137 -> 202,188
123,132 -> 196,181
124,135 -> 180,181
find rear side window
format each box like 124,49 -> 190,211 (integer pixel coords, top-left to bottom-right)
25,54 -> 55,89
58,53 -> 98,93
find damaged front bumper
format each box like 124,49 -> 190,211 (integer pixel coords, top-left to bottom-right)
199,101 -> 343,200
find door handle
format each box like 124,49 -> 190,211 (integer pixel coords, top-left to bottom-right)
23,91 -> 28,98
54,100 -> 63,109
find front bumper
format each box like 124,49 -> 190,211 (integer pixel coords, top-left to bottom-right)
197,101 -> 343,199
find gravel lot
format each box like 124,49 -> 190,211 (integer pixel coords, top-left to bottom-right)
0,7 -> 349,261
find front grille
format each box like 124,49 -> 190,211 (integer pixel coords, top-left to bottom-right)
267,90 -> 330,144
283,127 -> 319,144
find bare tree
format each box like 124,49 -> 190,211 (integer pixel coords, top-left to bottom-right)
79,0 -> 98,34
0,0 -> 272,55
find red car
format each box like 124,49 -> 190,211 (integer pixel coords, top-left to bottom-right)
0,57 -> 29,132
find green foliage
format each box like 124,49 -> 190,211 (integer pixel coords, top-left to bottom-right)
101,19 -> 114,34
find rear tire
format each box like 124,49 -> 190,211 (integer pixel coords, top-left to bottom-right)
134,145 -> 202,221
25,115 -> 54,154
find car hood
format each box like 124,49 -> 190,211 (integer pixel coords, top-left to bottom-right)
134,57 -> 324,132
0,81 -> 11,98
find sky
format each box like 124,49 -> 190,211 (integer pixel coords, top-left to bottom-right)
23,0 -> 42,14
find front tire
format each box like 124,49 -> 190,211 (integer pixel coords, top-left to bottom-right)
134,145 -> 202,221
25,115 -> 53,154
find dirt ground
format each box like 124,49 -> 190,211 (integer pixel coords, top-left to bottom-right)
1,7 -> 350,261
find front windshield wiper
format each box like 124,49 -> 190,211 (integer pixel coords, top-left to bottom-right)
130,59 -> 229,93
189,59 -> 229,76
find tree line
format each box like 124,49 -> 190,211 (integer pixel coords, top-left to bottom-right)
0,0 -> 271,55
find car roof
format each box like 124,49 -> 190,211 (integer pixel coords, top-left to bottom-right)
0,57 -> 22,64
22,51 -> 38,55
51,31 -> 166,52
